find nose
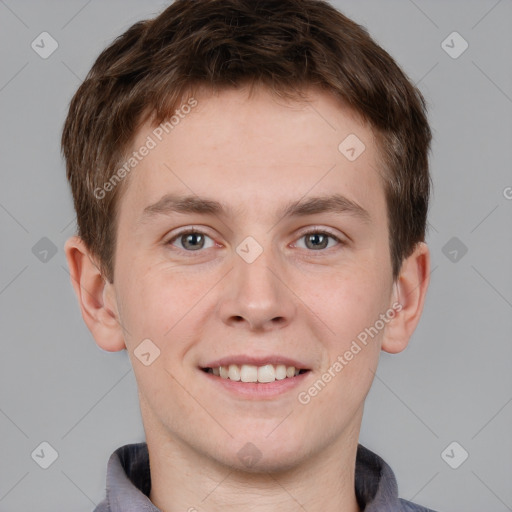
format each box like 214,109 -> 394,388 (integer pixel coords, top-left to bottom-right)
217,243 -> 296,332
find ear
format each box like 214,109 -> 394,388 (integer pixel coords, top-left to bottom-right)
64,236 -> 126,352
381,242 -> 430,354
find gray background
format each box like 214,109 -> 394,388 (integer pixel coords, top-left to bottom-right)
0,0 -> 511,510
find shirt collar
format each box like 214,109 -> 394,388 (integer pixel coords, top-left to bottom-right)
97,442 -> 424,511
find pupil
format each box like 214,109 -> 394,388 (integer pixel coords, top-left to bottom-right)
183,233 -> 204,250
307,233 -> 328,250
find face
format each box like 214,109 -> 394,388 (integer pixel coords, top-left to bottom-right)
110,86 -> 396,471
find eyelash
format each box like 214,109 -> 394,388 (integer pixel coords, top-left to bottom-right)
165,227 -> 344,253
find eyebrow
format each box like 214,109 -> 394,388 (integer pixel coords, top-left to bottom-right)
140,193 -> 371,224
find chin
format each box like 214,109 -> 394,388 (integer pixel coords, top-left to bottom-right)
218,431 -> 308,474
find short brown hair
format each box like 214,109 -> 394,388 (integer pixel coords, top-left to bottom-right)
62,0 -> 432,282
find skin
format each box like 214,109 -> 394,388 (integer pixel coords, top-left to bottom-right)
65,85 -> 429,512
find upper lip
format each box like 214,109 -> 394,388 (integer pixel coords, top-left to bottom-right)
201,355 -> 310,370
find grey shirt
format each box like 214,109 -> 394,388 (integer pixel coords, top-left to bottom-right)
94,442 -> 438,511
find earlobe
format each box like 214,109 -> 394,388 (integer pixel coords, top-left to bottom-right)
381,242 -> 430,354
64,236 -> 126,352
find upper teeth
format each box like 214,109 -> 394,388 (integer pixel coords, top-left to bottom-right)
207,364 -> 301,383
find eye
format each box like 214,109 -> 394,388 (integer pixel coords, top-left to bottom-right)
167,230 -> 216,251
295,230 -> 342,251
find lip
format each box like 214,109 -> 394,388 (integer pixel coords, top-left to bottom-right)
199,367 -> 311,399
201,355 -> 310,369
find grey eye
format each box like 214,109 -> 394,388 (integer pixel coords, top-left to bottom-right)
296,232 -> 339,250
169,231 -> 215,251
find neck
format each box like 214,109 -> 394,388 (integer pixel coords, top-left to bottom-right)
145,418 -> 362,512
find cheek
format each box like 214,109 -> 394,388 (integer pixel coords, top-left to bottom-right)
314,266 -> 391,342
116,262 -> 222,354
116,265 -> 183,341
117,269 -> 203,408
307,266 -> 390,397
302,280 -> 384,417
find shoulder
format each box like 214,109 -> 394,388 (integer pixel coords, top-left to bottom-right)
399,497 -> 440,512
356,443 -> 439,512
92,498 -> 109,512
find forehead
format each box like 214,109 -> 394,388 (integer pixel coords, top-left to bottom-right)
119,86 -> 386,222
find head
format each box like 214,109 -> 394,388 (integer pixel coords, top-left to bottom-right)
63,0 -> 431,473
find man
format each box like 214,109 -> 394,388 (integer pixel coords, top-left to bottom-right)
62,1 -> 436,510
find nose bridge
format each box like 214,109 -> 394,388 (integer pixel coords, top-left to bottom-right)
219,238 -> 295,329
237,244 -> 277,295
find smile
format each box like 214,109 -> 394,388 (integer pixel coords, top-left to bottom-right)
202,363 -> 310,383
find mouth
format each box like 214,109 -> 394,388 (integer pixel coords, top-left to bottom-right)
201,363 -> 311,384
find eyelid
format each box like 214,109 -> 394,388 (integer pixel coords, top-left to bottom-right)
293,226 -> 346,244
297,226 -> 341,237
166,225 -> 214,238
165,226 -> 219,250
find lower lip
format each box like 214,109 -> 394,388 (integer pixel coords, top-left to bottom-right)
200,369 -> 311,399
